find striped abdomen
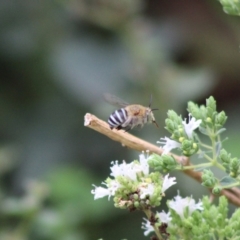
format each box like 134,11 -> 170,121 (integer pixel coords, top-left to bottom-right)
108,108 -> 128,130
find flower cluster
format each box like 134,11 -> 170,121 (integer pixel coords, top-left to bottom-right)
141,193 -> 203,237
91,154 -> 176,210
159,113 -> 202,156
158,97 -> 227,158
220,149 -> 240,178
142,210 -> 171,236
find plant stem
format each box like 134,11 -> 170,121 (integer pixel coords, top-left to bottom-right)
143,208 -> 163,240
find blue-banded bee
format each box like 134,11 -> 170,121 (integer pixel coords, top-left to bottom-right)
104,93 -> 159,131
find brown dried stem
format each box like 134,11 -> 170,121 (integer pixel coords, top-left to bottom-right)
84,113 -> 240,206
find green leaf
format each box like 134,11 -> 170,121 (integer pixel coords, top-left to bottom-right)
219,176 -> 237,186
216,128 -> 226,136
198,126 -> 209,136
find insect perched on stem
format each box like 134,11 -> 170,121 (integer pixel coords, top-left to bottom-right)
104,93 -> 159,131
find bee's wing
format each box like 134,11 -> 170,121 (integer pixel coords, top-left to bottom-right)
104,93 -> 129,108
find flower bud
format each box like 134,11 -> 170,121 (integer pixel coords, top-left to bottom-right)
206,96 -> 216,116
202,169 -> 217,188
206,117 -> 212,123
167,110 -> 183,125
181,139 -> 199,156
148,154 -> 177,172
165,119 -> 175,133
134,201 -> 140,208
230,158 -> 240,178
215,111 -> 227,127
212,185 -> 222,195
219,149 -> 231,172
187,101 -> 202,119
219,149 -> 230,163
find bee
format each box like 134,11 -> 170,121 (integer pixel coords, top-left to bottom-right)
104,93 -> 159,131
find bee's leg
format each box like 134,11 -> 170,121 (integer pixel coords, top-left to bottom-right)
134,124 -> 141,131
116,125 -> 122,130
121,118 -> 132,132
124,125 -> 132,132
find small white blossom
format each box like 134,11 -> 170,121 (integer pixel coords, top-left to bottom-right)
138,153 -> 150,176
91,180 -> 120,200
110,160 -> 137,181
169,193 -> 203,219
110,154 -> 149,181
182,114 -> 202,138
157,210 -> 172,224
139,183 -> 154,199
91,185 -> 110,200
162,174 -> 177,193
141,218 -> 154,236
157,137 -> 181,155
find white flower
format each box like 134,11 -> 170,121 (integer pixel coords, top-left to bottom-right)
162,174 -> 177,193
156,210 -> 172,224
138,153 -> 150,176
142,211 -> 172,236
169,193 -> 203,219
157,137 -> 181,155
182,114 -> 202,138
91,185 -> 110,200
141,218 -> 154,236
110,160 -> 137,181
110,154 -> 149,181
139,183 -> 154,199
91,180 -> 120,200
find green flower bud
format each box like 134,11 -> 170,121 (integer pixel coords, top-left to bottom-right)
212,185 -> 222,195
219,149 -> 231,163
199,105 -> 207,114
133,193 -> 139,200
161,154 -> 178,171
172,129 -> 182,141
165,119 -> 175,133
178,127 -> 184,133
179,137 -> 184,143
166,110 -> 183,130
181,139 -> 199,156
206,117 -> 212,123
215,111 -> 227,127
230,157 -> 239,169
230,171 -> 237,178
182,219 -> 192,228
192,143 -> 198,149
220,149 -> 231,173
182,139 -> 191,149
134,201 -> 139,208
147,154 -> 161,169
230,158 -> 240,178
206,96 -> 216,116
148,154 -> 177,172
202,169 -> 217,188
187,101 -> 201,119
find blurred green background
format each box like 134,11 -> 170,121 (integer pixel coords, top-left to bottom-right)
1,0 -> 240,239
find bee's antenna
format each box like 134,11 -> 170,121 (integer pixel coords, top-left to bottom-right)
148,95 -> 159,128
148,95 -> 158,111
153,120 -> 159,128
149,94 -> 153,108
